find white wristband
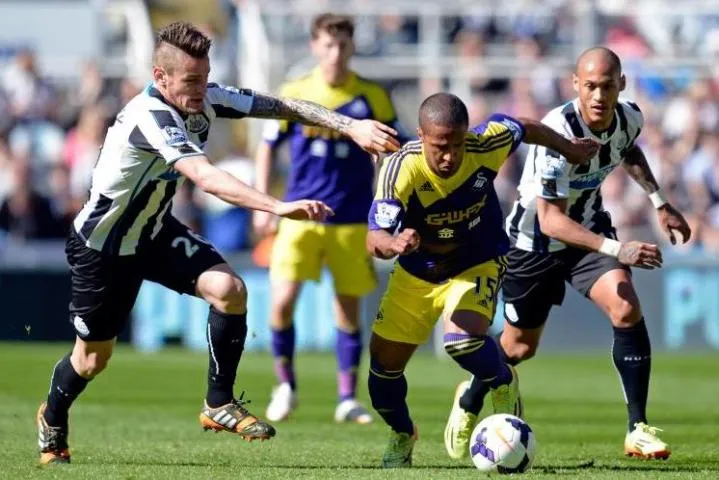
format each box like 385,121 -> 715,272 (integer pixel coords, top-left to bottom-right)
599,238 -> 622,258
649,190 -> 668,209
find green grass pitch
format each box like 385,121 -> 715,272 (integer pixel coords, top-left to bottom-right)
1,343 -> 718,479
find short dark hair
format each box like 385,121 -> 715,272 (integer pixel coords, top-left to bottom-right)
418,93 -> 469,129
154,22 -> 211,59
311,13 -> 354,39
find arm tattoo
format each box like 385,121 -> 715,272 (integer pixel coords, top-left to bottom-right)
249,93 -> 353,133
622,145 -> 660,194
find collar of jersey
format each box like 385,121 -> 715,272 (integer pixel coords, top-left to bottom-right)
146,83 -> 189,120
571,98 -> 617,144
416,143 -> 473,196
311,67 -> 358,93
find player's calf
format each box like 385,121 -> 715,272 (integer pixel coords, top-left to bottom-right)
367,358 -> 413,434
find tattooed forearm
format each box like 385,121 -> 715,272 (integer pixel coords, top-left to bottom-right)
622,144 -> 660,193
249,93 -> 353,133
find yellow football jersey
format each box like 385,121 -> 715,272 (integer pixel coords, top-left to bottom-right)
369,114 -> 525,283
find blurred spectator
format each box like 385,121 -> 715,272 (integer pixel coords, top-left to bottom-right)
1,49 -> 57,122
683,128 -> 719,215
63,104 -> 108,205
0,157 -> 66,241
48,161 -> 76,224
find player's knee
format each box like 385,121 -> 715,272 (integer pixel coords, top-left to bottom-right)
73,350 -> 112,378
608,298 -> 641,328
272,296 -> 296,325
208,275 -> 247,314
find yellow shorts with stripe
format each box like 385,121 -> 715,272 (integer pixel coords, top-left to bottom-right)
270,219 -> 378,297
372,257 -> 507,345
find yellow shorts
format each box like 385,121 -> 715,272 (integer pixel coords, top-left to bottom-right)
372,257 -> 507,345
270,219 -> 377,296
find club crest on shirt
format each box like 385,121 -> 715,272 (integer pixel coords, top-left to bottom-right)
473,172 -> 488,191
186,114 -> 209,134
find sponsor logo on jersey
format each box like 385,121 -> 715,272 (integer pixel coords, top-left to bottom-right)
186,114 -> 209,134
374,201 -> 402,228
438,228 -> 454,239
425,196 -> 486,226
569,164 -> 618,190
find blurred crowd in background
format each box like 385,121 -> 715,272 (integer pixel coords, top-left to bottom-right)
1,0 -> 718,257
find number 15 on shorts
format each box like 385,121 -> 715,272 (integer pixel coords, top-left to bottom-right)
475,276 -> 498,308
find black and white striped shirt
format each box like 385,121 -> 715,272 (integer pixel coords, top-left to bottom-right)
73,83 -> 254,255
505,98 -> 644,253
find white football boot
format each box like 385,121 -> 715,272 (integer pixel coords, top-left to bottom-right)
624,422 -> 671,459
265,382 -> 298,422
334,398 -> 373,424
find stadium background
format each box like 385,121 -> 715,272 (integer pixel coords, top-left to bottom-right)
1,0 -> 718,354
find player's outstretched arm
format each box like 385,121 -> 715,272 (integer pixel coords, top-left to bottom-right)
537,197 -> 662,269
367,228 -> 420,259
518,117 -> 599,164
174,155 -> 333,221
622,145 -> 691,244
247,93 -> 400,155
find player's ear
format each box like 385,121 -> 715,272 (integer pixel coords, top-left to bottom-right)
572,73 -> 579,93
416,127 -> 423,139
619,74 -> 626,92
152,66 -> 166,87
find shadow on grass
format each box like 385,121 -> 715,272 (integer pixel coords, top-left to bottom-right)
535,459 -> 719,475
86,458 -> 719,473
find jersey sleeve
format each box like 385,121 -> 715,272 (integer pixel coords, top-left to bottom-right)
620,99 -> 644,150
261,82 -> 294,148
206,83 -> 255,119
469,113 -> 526,171
135,107 -> 204,165
529,110 -> 572,200
368,152 -> 413,233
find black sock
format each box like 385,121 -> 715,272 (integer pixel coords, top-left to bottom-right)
44,353 -> 90,427
459,376 -> 490,415
367,358 -> 413,435
206,307 -> 248,408
458,331 -> 521,414
612,319 -> 651,431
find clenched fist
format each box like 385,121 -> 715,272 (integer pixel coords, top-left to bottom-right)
391,228 -> 420,256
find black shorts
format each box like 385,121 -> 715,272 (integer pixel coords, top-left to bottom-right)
501,243 -> 630,330
67,216 -> 226,341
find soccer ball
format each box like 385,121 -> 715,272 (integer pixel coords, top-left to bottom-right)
469,414 -> 537,474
